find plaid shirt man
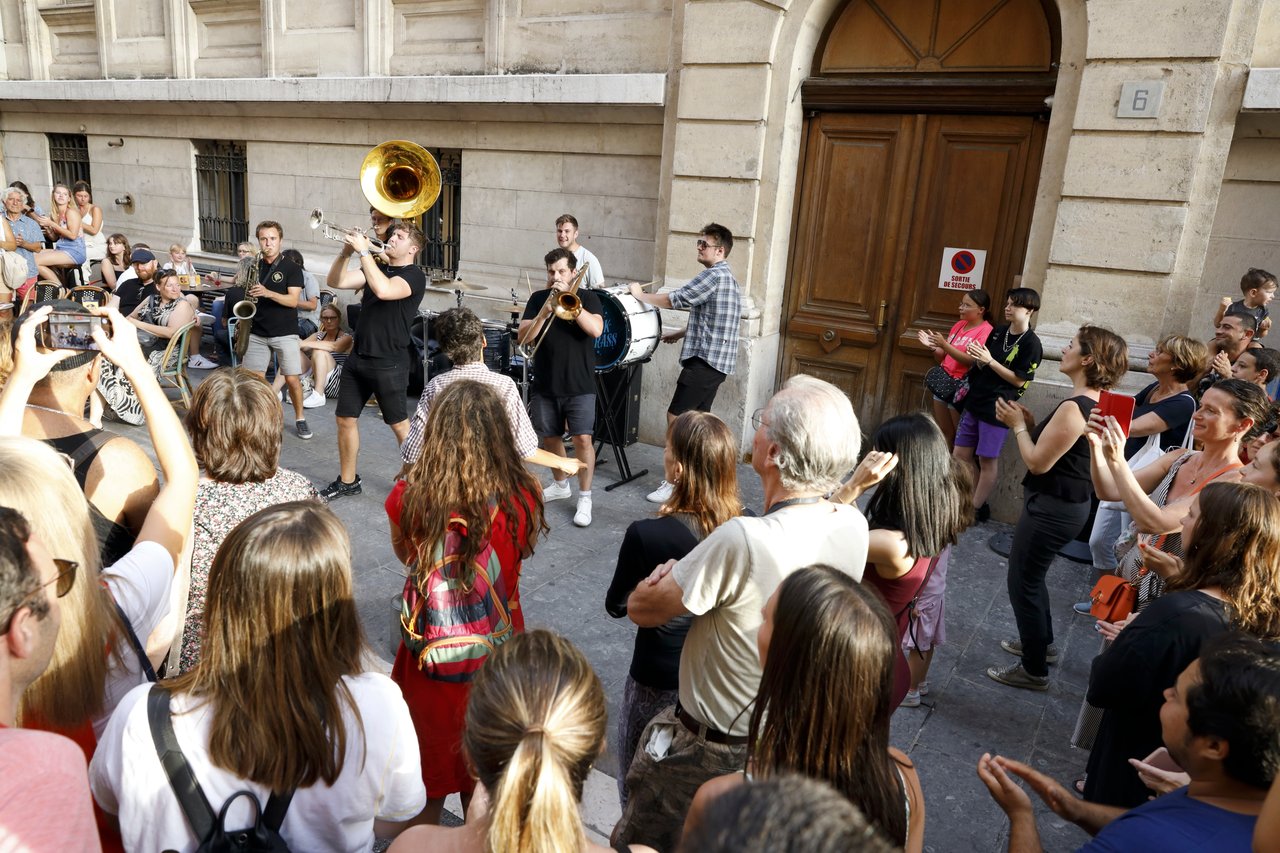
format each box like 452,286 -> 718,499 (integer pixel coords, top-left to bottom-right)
669,260 -> 741,375
401,363 -> 538,467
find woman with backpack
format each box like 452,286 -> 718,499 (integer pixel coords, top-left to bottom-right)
89,501 -> 427,850
387,379 -> 547,826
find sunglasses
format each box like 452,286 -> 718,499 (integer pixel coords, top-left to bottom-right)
0,557 -> 76,634
696,239 -> 719,250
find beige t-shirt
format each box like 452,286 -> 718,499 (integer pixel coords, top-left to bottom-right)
673,502 -> 869,735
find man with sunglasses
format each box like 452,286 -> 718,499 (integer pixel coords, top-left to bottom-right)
0,507 -> 100,850
629,223 -> 741,504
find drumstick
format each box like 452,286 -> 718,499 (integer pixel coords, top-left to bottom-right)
524,271 -> 533,296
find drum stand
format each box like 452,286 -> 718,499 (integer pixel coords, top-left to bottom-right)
593,362 -> 647,491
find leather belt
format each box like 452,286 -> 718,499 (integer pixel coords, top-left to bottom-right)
675,702 -> 749,746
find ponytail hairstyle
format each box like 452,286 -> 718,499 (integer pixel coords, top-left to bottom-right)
464,630 -> 605,853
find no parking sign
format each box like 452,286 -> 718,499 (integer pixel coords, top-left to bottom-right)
938,247 -> 987,291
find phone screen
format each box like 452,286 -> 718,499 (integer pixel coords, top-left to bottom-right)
40,311 -> 108,351
1098,390 -> 1136,438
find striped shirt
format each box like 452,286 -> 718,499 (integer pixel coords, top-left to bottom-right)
669,261 -> 741,375
401,362 -> 539,467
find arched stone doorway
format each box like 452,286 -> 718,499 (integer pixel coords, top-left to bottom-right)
779,0 -> 1060,429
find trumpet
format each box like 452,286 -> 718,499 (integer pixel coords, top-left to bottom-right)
310,209 -> 387,252
519,263 -> 589,361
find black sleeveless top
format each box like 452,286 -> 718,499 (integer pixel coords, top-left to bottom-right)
43,429 -> 137,566
1021,395 -> 1097,503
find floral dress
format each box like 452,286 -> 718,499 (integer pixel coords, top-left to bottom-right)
96,296 -> 184,425
176,469 -> 321,673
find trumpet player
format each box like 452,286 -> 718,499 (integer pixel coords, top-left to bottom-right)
319,222 -> 428,501
230,220 -> 310,439
518,247 -> 604,527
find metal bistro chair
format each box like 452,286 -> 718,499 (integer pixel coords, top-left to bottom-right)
157,320 -> 199,408
20,282 -> 64,313
68,285 -> 108,309
318,290 -> 336,311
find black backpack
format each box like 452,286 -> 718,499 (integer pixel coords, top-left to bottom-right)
146,687 -> 295,852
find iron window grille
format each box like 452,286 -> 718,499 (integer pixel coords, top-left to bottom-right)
195,140 -> 248,256
48,133 -> 91,189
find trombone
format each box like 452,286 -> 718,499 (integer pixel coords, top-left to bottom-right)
519,263 -> 589,360
310,209 -> 387,252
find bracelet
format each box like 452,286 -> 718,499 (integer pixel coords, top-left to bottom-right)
1014,428 -> 1028,436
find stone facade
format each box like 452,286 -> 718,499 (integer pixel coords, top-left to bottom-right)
2,0 -> 1280,515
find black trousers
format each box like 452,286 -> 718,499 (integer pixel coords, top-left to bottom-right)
1006,488 -> 1090,676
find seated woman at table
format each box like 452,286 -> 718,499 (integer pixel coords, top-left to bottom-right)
32,183 -> 83,283
98,233 -> 131,291
96,269 -> 196,425
299,303 -> 352,406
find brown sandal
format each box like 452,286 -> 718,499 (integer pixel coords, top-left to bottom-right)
1073,778 -> 1086,795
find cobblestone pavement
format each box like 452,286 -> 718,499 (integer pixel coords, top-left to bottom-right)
118,372 -> 1106,851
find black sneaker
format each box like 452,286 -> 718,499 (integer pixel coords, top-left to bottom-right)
986,662 -> 1049,691
295,419 -> 313,440
320,476 -> 362,500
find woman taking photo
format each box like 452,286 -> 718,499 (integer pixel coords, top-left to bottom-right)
390,630 -> 655,853
298,302 -> 352,406
176,369 -> 319,673
1079,334 -> 1205,612
834,413 -> 971,707
388,380 -> 546,825
917,289 -> 992,447
96,268 -> 196,424
33,183 -> 84,283
1089,377 -> 1269,611
89,502 -> 427,850
685,566 -> 925,852
73,181 -> 106,271
0,305 -> 198,746
1083,482 -> 1280,808
605,410 -> 744,808
98,233 -> 131,291
987,325 -> 1129,691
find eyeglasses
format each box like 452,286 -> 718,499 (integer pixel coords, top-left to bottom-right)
0,558 -> 76,634
751,407 -> 769,430
696,239 -> 720,251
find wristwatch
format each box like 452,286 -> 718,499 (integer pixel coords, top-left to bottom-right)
358,250 -> 371,258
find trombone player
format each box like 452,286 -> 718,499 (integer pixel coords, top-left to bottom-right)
518,247 -> 604,527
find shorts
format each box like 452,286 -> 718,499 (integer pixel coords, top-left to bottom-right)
530,392 -> 595,438
955,410 -> 1009,459
244,334 -> 302,376
335,353 -> 410,423
668,357 -> 727,415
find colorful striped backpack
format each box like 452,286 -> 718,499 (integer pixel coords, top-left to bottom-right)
399,506 -> 513,682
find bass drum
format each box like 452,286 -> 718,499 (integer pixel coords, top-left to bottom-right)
594,287 -> 661,372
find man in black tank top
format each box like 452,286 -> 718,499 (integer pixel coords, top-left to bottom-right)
319,221 -> 428,500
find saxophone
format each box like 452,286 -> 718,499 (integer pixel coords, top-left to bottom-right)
231,253 -> 261,360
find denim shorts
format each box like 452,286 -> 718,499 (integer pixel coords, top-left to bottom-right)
530,392 -> 595,438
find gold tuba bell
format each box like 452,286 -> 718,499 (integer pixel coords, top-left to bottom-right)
361,141 -> 442,219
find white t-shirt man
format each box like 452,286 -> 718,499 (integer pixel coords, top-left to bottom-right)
573,245 -> 604,288
673,503 -> 869,735
90,672 -> 425,852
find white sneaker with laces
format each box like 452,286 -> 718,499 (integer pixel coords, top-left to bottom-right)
574,495 -> 593,527
900,690 -> 922,708
187,354 -> 219,369
646,480 -> 675,504
543,480 -> 572,502
303,389 -> 327,409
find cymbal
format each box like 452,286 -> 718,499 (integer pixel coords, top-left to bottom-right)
428,278 -> 485,293
493,302 -> 525,314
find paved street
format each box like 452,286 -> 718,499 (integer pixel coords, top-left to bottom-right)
118,375 -> 1109,851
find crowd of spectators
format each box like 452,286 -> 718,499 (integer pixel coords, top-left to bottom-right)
2,180 -> 1280,852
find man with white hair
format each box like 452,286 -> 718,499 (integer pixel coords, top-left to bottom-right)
615,374 -> 869,851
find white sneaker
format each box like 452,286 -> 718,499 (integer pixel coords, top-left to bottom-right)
900,690 -> 922,708
303,389 -> 327,409
574,496 -> 593,527
187,354 -> 219,369
543,480 -> 572,502
646,480 -> 675,504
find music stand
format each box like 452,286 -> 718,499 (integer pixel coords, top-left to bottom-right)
593,362 -> 647,491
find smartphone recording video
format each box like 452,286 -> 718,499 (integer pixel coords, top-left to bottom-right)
40,311 -> 108,352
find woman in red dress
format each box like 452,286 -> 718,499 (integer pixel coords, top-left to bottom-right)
386,379 -> 546,825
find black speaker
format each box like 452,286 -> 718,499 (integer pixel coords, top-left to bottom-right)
596,366 -> 642,447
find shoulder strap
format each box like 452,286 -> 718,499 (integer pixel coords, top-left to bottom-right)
111,596 -> 156,683
147,686 -> 217,842
895,556 -> 940,622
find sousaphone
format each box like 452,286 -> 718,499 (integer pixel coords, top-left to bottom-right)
361,140 -> 442,219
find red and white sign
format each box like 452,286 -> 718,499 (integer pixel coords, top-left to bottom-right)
938,247 -> 987,291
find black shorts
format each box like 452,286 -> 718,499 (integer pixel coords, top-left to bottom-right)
668,357 -> 728,415
335,353 -> 410,424
530,392 -> 596,438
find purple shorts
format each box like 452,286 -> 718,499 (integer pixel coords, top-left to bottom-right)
955,410 -> 1009,459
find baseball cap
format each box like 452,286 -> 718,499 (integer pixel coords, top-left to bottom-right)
130,248 -> 156,264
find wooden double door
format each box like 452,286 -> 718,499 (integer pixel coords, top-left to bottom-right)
780,110 -> 1046,431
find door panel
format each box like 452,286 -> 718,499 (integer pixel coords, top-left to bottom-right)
781,111 -> 1046,431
